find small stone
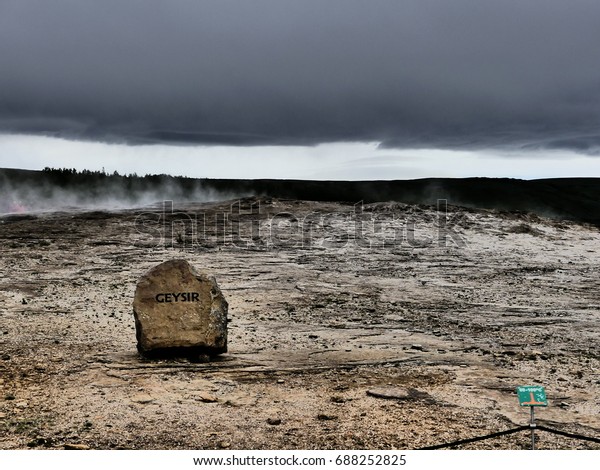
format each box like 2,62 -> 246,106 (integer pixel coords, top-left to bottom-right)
27,437 -> 52,448
131,394 -> 155,404
276,379 -> 285,384
64,444 -> 90,450
189,354 -> 211,364
266,417 -> 282,425
330,396 -> 347,403
367,388 -> 410,400
0,412 -> 7,419
218,441 -> 231,449
194,392 -> 219,403
1,354 -> 10,361
317,414 -> 337,421
15,401 -> 28,409
525,350 -> 545,360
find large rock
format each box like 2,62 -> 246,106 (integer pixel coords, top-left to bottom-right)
133,259 -> 228,357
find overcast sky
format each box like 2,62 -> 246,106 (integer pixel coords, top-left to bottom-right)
1,0 -> 600,179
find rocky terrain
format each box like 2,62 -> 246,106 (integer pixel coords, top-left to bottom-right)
1,197 -> 599,449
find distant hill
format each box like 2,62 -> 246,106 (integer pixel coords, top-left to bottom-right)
1,167 -> 599,225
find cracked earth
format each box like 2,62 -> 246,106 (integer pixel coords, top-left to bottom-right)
1,198 -> 599,449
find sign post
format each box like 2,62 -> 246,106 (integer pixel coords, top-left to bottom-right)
516,385 -> 548,450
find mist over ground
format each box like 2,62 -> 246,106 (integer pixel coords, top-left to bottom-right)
0,168 -> 246,213
1,167 -> 600,226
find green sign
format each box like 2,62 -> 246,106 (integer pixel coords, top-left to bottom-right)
517,386 -> 547,407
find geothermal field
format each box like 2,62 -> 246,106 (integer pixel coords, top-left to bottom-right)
1,197 -> 599,449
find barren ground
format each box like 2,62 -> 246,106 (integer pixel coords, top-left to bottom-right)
1,198 -> 599,450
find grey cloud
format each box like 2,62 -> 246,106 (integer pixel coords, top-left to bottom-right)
1,0 -> 600,152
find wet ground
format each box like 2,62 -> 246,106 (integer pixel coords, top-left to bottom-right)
1,198 -> 599,449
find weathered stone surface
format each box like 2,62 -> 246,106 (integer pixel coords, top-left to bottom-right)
366,387 -> 435,403
131,394 -> 155,404
133,259 -> 228,357
366,387 -> 410,400
64,443 -> 91,450
191,391 -> 219,403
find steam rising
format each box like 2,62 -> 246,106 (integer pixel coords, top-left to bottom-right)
0,170 -> 250,214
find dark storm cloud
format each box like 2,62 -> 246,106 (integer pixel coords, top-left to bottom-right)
1,0 -> 600,152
